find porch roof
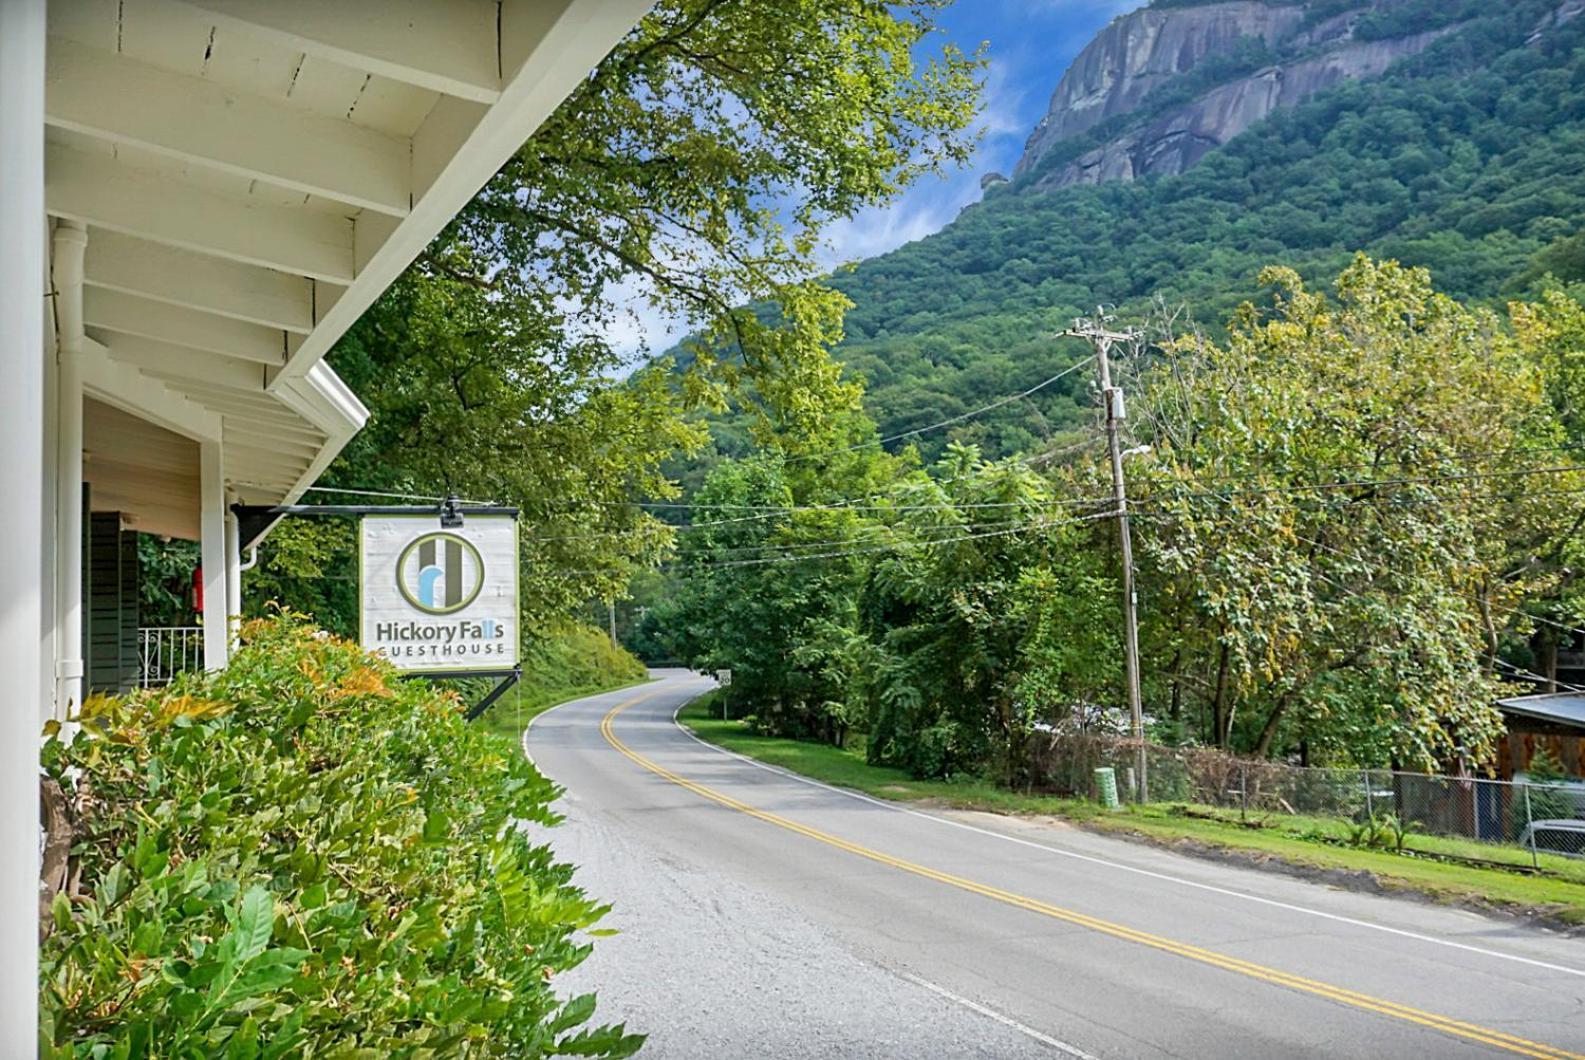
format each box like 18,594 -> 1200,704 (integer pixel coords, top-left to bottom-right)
47,0 -> 649,506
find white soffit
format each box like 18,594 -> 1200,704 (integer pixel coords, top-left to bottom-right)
45,0 -> 653,504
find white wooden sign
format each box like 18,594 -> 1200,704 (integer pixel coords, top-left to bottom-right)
360,514 -> 518,673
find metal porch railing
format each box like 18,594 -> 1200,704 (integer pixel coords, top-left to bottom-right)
137,626 -> 203,687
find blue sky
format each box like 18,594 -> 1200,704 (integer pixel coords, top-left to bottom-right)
820,0 -> 1143,264
607,0 -> 1144,356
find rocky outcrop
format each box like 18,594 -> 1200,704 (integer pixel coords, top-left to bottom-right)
1531,0 -> 1585,43
1035,28 -> 1452,190
1014,1 -> 1463,191
1016,2 -> 1307,174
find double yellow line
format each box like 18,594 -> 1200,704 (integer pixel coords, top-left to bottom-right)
599,694 -> 1584,1059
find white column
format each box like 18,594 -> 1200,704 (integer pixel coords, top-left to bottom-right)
225,509 -> 242,642
200,441 -> 229,671
0,0 -> 46,1051
53,222 -> 87,718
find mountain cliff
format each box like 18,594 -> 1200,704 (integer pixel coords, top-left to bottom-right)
1015,1 -> 1463,191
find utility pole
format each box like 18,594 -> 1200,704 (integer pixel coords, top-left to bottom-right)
608,599 -> 618,648
1065,317 -> 1148,803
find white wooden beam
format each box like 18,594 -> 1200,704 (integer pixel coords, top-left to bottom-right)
85,229 -> 319,334
47,38 -> 413,217
200,438 -> 229,669
95,331 -> 270,390
224,427 -> 324,459
172,0 -> 504,103
277,0 -> 653,380
79,340 -> 224,444
47,142 -> 357,283
151,388 -> 328,437
155,382 -> 297,415
226,446 -> 313,477
85,287 -> 292,366
214,408 -> 326,443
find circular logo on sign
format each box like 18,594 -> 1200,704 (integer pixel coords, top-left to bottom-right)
396,532 -> 485,615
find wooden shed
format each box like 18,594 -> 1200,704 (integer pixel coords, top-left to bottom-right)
1494,693 -> 1585,781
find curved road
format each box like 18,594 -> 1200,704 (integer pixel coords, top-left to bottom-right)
526,671 -> 1585,1059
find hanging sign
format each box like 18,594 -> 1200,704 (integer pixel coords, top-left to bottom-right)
359,514 -> 518,673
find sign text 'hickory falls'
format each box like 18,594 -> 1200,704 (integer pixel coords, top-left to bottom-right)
360,514 -> 519,673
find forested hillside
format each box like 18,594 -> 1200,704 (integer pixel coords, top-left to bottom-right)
644,0 -> 1585,777
730,0 -> 1585,463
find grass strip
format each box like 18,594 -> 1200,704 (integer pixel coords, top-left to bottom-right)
476,675 -> 653,742
678,700 -> 1585,926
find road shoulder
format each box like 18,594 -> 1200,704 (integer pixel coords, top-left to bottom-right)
676,699 -> 1585,934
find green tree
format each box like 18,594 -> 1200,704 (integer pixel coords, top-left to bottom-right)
1130,257 -> 1557,769
1524,745 -> 1575,824
860,445 -> 1108,782
662,454 -> 885,743
255,0 -> 984,637
441,0 -> 983,442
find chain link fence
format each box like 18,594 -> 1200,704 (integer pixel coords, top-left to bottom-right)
1028,732 -> 1585,868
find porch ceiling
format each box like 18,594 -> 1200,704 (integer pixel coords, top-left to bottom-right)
83,397 -> 201,540
45,0 -> 651,504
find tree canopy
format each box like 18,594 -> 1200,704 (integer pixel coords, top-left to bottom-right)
248,0 -> 984,634
654,259 -> 1585,776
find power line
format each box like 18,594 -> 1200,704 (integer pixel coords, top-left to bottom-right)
555,457 -> 1585,519
1300,563 -> 1585,695
785,356 -> 1096,464
651,508 -> 1119,572
668,515 -> 1056,559
303,485 -> 498,505
1129,507 -> 1585,658
1137,462 -> 1585,505
1282,527 -> 1585,647
1156,441 -> 1585,486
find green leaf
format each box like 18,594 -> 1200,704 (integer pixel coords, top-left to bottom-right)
224,1016 -> 259,1059
234,886 -> 276,962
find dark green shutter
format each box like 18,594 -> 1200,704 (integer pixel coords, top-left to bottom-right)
85,513 -> 141,693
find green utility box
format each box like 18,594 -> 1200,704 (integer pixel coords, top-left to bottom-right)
1094,767 -> 1120,810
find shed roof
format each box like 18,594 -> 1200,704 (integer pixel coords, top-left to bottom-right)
1497,693 -> 1585,730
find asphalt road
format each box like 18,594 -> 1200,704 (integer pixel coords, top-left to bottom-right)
525,671 -> 1585,1059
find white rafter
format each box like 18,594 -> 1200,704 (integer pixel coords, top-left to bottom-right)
46,38 -> 413,217
171,0 -> 505,103
48,142 -> 358,283
42,0 -> 652,509
78,338 -> 224,444
84,288 -> 292,366
95,332 -> 271,389
84,229 -> 320,335
278,0 -> 654,381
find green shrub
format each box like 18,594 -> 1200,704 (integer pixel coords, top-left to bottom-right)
519,623 -> 647,704
1523,746 -> 1577,825
39,615 -> 641,1058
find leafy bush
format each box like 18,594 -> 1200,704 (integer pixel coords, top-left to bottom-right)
1523,746 -> 1577,826
519,623 -> 648,705
39,615 -> 640,1058
1347,813 -> 1420,853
